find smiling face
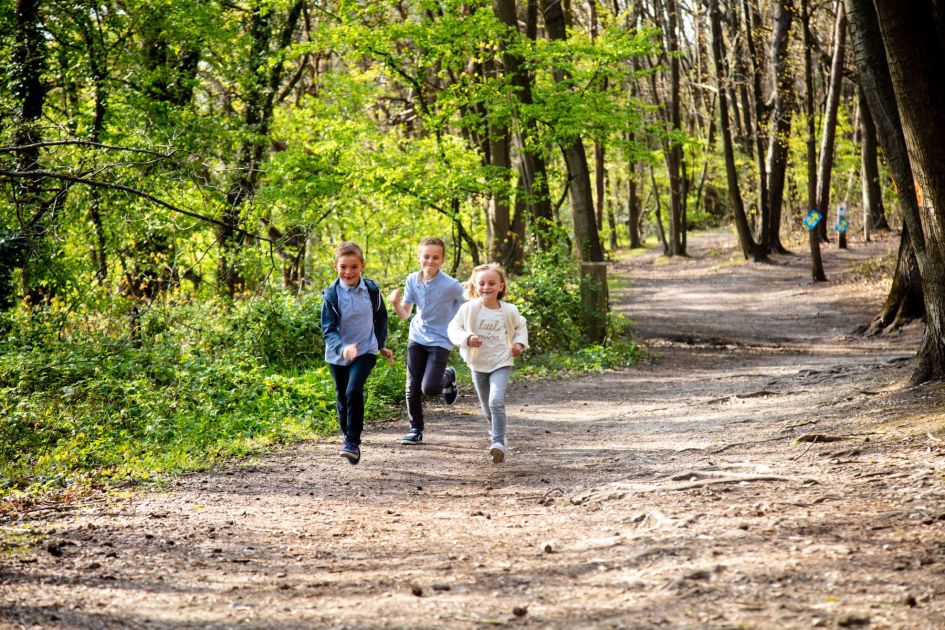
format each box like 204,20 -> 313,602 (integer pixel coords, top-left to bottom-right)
474,268 -> 505,303
334,254 -> 364,286
417,243 -> 445,279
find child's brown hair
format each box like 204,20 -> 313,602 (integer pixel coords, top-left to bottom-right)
418,237 -> 446,253
334,241 -> 365,263
465,263 -> 507,300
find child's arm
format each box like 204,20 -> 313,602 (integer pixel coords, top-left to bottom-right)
320,299 -> 347,358
449,305 -> 482,348
388,288 -> 413,320
510,307 -> 528,356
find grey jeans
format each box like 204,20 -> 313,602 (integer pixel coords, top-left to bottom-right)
471,366 -> 511,446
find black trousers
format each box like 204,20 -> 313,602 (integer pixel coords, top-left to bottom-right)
405,342 -> 451,431
328,353 -> 377,445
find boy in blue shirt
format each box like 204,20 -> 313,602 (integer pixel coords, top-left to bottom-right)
389,237 -> 465,445
321,241 -> 393,464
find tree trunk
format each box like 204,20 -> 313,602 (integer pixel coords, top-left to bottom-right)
846,0 -> 928,345
664,0 -> 685,255
487,123 -> 516,269
742,0 -> 771,252
85,14 -> 109,283
802,0 -> 826,281
765,0 -> 795,254
710,0 -> 763,260
815,1 -> 847,244
650,166 -> 669,255
219,0 -> 304,294
627,149 -> 642,248
595,142 -> 608,248
540,0 -> 604,262
857,87 -> 889,232
493,0 -> 555,250
872,0 -> 945,383
856,227 -> 923,335
4,0 -> 49,308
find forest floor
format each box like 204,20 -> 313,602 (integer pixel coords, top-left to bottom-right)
3,230 -> 945,629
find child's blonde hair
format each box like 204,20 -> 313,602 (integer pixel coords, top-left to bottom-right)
465,263 -> 507,300
334,241 -> 365,263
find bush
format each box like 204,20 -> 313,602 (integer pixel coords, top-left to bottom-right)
0,292 -> 407,500
512,250 -> 585,355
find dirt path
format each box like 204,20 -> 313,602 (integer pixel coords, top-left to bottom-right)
4,231 -> 945,629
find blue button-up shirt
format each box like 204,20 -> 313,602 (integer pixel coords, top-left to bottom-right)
403,271 -> 465,349
324,278 -> 378,365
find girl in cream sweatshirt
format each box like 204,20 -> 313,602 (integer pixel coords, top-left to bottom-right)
448,263 -> 528,463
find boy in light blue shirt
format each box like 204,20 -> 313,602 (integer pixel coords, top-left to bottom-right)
321,241 -> 393,464
389,237 -> 465,445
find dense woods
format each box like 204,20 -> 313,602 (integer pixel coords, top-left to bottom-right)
2,0 -> 944,498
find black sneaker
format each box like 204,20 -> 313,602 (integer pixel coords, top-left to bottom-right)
339,442 -> 361,465
401,429 -> 423,445
442,367 -> 458,405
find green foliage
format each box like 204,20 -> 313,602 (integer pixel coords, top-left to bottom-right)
0,294 -> 407,500
0,0 -> 657,506
518,337 -> 643,378
512,234 -> 637,356
513,250 -> 585,355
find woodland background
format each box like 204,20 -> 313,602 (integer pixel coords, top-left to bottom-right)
2,0 -> 943,507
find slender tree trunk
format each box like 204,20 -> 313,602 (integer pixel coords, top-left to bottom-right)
815,1 -> 846,245
493,0 -> 555,250
540,0 -> 604,262
5,0 -> 49,308
595,142 -> 607,246
487,122 -> 516,268
650,166 -> 669,254
627,144 -> 642,248
86,17 -> 109,283
872,0 -> 945,383
803,0 -> 826,280
664,0 -> 685,255
742,0 -> 771,251
765,0 -> 795,254
710,0 -> 763,260
857,88 -> 889,233
219,0 -> 304,294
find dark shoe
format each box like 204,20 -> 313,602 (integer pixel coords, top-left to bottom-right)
401,429 -> 423,445
339,442 -> 361,465
442,367 -> 458,405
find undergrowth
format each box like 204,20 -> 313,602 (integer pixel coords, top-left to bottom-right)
0,256 -> 640,508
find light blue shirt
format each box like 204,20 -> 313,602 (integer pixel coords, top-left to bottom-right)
403,270 -> 465,349
325,278 -> 378,365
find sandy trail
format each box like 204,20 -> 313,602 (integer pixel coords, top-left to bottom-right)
3,231 -> 945,629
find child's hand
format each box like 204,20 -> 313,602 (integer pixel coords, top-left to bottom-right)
343,343 -> 359,361
388,288 -> 401,306
379,347 -> 394,365
511,343 -> 525,357
467,335 -> 483,348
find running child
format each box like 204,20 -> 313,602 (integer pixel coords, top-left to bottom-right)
321,241 -> 393,465
447,263 -> 527,463
389,237 -> 465,445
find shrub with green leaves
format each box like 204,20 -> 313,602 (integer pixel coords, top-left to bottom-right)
512,250 -> 586,355
0,293 -> 407,500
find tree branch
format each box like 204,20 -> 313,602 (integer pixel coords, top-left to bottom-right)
0,169 -> 275,244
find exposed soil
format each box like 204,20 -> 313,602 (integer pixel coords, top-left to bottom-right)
3,230 -> 945,629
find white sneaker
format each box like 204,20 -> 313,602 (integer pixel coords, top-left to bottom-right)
489,442 -> 507,463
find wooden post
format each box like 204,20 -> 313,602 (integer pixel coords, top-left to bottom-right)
580,262 -> 609,343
